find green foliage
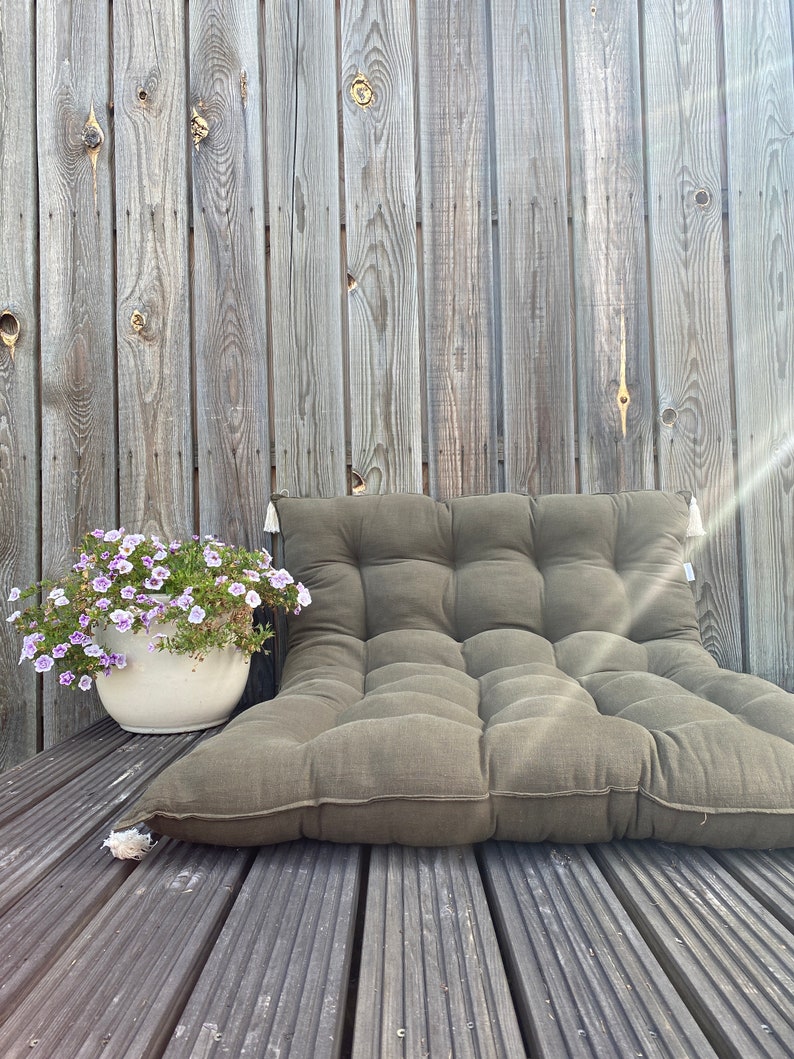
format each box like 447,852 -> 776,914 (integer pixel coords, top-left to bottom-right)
7,529 -> 311,690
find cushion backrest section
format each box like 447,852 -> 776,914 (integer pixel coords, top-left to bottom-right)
276,490 -> 700,648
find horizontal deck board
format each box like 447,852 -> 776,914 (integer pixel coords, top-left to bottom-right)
1,724 -> 793,1058
712,847 -> 794,933
591,841 -> 794,1058
353,845 -> 526,1059
163,840 -> 362,1059
0,726 -> 205,917
0,821 -> 138,1016
0,716 -> 129,825
479,841 -> 715,1059
0,838 -> 254,1057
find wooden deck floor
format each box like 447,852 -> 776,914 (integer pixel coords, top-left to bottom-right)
0,719 -> 792,1058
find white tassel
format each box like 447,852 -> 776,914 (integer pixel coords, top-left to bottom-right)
102,827 -> 156,861
264,500 -> 280,534
686,495 -> 706,537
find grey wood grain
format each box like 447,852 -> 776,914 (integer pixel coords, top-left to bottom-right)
0,726 -> 206,918
113,0 -> 193,539
163,841 -> 362,1058
0,716 -> 127,826
352,845 -> 526,1059
0,0 -> 39,767
491,0 -> 576,496
190,0 -> 270,545
264,0 -> 347,498
0,839 -> 253,1057
593,841 -> 794,1058
416,0 -> 498,499
712,847 -> 794,934
566,0 -> 654,493
643,0 -> 742,673
480,842 -> 717,1058
724,2 -> 794,690
341,0 -> 423,495
36,0 -> 116,746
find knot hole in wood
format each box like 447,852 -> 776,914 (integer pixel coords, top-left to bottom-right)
351,75 -> 374,108
661,407 -> 679,426
0,310 -> 20,357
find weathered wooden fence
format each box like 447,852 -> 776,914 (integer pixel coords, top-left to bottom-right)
1,0 -> 792,768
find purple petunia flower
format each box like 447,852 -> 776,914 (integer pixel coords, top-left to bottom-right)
268,569 -> 294,590
20,632 -> 45,659
245,590 -> 261,609
79,613 -> 91,627
203,546 -> 222,568
171,591 -> 194,611
7,610 -> 21,623
188,605 -> 206,624
8,587 -> 21,602
52,643 -> 68,659
110,609 -> 134,632
95,597 -> 111,611
84,644 -> 103,657
69,630 -> 91,646
92,575 -> 112,593
297,583 -> 312,607
78,675 -> 93,691
228,582 -> 246,597
34,655 -> 54,673
59,671 -> 76,686
121,586 -> 137,600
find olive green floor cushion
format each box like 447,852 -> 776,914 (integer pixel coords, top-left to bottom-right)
117,491 -> 794,848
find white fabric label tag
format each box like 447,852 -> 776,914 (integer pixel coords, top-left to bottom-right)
683,562 -> 695,582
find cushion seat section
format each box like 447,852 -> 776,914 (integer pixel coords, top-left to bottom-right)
117,491 -> 794,849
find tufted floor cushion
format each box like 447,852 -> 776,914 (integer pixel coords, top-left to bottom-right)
117,491 -> 794,848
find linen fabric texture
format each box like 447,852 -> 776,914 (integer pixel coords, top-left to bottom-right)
117,491 -> 794,848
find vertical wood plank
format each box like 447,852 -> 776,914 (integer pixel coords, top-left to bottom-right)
724,1 -> 794,689
265,0 -> 346,498
416,0 -> 497,499
643,0 -> 742,672
0,0 -> 39,766
340,0 -> 423,495
190,0 -> 270,544
567,0 -> 654,493
37,0 -> 116,745
490,0 -> 576,496
113,0 -> 193,539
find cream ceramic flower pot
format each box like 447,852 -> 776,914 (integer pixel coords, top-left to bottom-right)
94,621 -> 250,734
